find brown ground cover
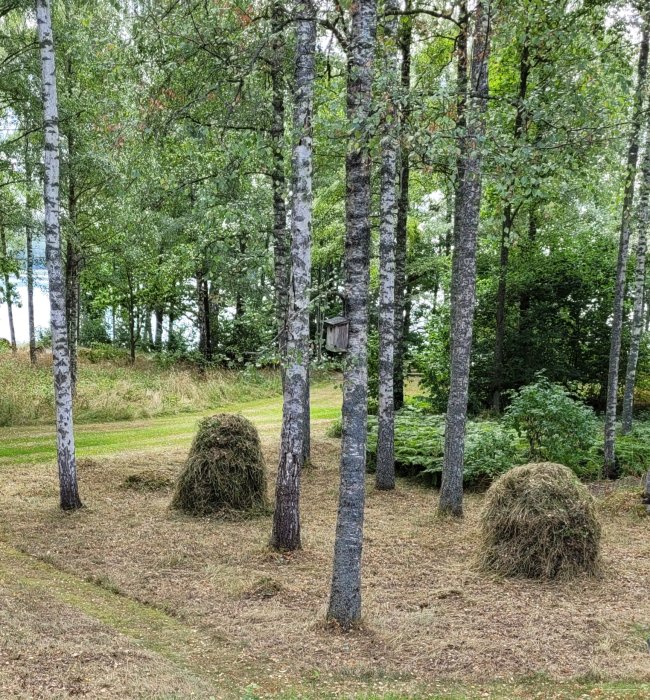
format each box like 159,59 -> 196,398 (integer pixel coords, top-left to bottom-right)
0,420 -> 649,698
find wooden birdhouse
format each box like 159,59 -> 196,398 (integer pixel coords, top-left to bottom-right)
324,316 -> 349,353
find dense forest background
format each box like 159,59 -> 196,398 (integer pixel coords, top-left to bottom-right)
1,0 -> 645,414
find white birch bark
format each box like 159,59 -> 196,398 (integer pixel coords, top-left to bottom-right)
622,129 -> 650,434
604,15 -> 650,477
270,0 -> 316,551
376,0 -> 401,490
439,0 -> 490,517
327,0 -> 377,629
37,0 -> 82,510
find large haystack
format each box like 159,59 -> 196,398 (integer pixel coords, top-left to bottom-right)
171,414 -> 267,516
478,462 -> 601,579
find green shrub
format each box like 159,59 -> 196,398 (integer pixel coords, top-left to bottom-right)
367,409 -> 521,487
463,423 -> 523,486
504,376 -> 599,477
614,423 -> 650,476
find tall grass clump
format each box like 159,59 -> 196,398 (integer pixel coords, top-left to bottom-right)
0,349 -> 284,426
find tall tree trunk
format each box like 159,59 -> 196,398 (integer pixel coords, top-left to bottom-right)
270,0 -> 290,366
25,138 -> 37,364
376,0 -> 401,491
604,16 -> 650,478
65,235 -> 80,389
197,266 -> 211,361
393,0 -> 412,411
0,227 -> 17,353
327,0 -> 377,629
622,132 -> 650,433
491,32 -> 530,413
271,0 -> 316,551
439,0 -> 491,517
154,306 -> 164,350
37,0 -> 82,510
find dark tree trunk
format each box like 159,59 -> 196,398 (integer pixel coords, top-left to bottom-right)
197,266 -> 212,362
37,0 -> 82,510
622,130 -> 650,433
439,0 -> 491,517
604,15 -> 650,478
491,32 -> 530,413
327,0 -> 377,629
25,138 -> 37,364
271,0 -> 316,551
393,0 -> 412,411
376,0 -> 401,491
65,236 -> 80,390
154,306 -> 164,350
0,227 -> 16,353
270,0 -> 290,366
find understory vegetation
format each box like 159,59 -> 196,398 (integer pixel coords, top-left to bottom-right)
366,377 -> 650,486
0,348 -> 284,426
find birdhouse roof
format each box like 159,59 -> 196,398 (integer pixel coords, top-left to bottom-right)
325,316 -> 348,326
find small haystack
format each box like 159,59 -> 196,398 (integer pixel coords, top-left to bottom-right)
171,414 -> 267,516
478,462 -> 601,579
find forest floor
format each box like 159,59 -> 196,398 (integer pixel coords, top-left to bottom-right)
0,381 -> 650,699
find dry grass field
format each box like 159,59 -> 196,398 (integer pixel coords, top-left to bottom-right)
0,383 -> 649,699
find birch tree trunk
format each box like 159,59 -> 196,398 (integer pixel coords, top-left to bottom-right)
327,0 -> 377,629
604,16 -> 650,478
37,0 -> 82,511
393,0 -> 412,411
376,0 -> 400,491
622,131 -> 650,434
0,227 -> 17,353
25,138 -> 37,364
270,0 -> 316,551
439,0 -> 490,517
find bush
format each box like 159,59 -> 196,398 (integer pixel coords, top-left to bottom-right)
478,462 -> 601,579
367,409 -> 521,487
614,423 -> 650,477
171,414 -> 267,516
504,376 -> 599,477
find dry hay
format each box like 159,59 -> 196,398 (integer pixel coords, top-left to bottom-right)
122,470 -> 173,492
478,462 -> 601,579
171,413 -> 267,516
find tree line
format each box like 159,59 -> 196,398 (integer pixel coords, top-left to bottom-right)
1,0 -> 649,627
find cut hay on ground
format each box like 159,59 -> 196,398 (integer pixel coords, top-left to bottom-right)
478,462 -> 601,579
171,413 -> 267,515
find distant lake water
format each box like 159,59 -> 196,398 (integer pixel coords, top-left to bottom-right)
0,270 -> 50,344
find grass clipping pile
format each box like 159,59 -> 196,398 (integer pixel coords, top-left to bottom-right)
478,462 -> 601,579
171,414 -> 267,516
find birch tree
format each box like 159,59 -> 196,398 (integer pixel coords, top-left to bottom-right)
327,0 -> 377,629
270,0 -> 316,551
37,0 -> 82,511
604,14 -> 649,478
438,0 -> 490,517
622,128 -> 650,434
376,0 -> 401,490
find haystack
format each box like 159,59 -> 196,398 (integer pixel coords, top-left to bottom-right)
478,462 -> 601,579
171,414 -> 267,515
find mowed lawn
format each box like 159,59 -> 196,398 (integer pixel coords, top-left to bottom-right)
0,381 -> 649,699
0,382 -> 342,467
